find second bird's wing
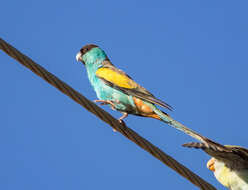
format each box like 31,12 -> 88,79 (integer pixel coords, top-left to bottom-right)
183,140 -> 248,169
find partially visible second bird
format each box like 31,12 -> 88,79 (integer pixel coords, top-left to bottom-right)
183,141 -> 248,190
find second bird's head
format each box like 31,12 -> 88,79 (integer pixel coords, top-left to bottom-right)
76,44 -> 107,66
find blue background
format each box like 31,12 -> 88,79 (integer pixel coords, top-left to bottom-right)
1,1 -> 248,189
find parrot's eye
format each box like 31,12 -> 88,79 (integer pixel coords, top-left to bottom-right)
80,48 -> 88,54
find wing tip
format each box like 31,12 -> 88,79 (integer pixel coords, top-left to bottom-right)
153,98 -> 173,111
166,104 -> 173,111
182,142 -> 206,149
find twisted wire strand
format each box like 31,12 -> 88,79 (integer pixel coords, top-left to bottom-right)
0,38 -> 216,190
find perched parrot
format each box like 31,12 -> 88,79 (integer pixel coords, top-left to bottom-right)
183,140 -> 248,190
76,44 -> 201,139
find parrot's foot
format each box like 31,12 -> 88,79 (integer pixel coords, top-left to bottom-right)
112,113 -> 128,132
94,100 -> 116,110
118,112 -> 128,124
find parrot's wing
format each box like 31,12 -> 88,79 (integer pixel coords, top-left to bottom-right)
95,60 -> 173,111
183,139 -> 248,169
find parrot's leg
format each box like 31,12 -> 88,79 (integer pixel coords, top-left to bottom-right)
94,100 -> 116,110
111,112 -> 128,132
118,112 -> 128,123
94,100 -> 128,132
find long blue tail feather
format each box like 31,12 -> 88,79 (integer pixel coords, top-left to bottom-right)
153,108 -> 205,142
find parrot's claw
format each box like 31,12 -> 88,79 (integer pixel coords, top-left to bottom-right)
118,119 -> 126,125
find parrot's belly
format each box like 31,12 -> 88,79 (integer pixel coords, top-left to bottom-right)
94,82 -> 138,114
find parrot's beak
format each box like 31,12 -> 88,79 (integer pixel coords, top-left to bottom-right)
207,158 -> 215,172
76,52 -> 83,64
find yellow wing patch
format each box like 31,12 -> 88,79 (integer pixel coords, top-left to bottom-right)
96,67 -> 138,89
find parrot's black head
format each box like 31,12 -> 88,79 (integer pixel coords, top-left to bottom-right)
80,44 -> 98,56
76,44 -> 98,64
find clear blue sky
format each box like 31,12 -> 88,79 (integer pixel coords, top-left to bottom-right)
1,1 -> 248,189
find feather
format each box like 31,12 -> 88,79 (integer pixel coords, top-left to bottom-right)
96,64 -> 173,111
